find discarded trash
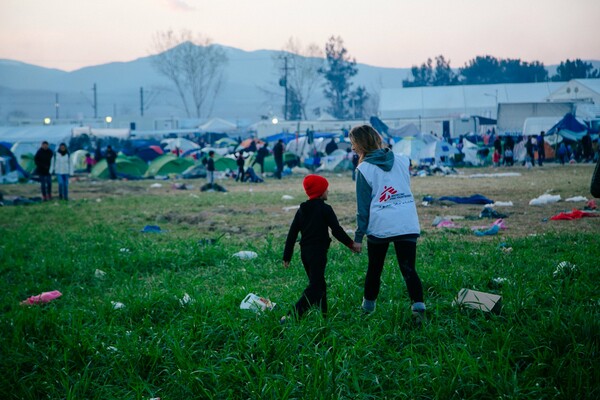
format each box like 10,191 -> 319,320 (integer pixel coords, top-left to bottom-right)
473,224 -> 500,236
436,220 -> 459,228
150,183 -> 163,188
281,195 -> 294,200
491,277 -> 510,286
119,248 -> 130,253
21,290 -> 62,305
171,183 -> 187,190
471,218 -> 506,231
565,196 -> 588,202
454,288 -> 502,314
529,194 -> 561,206
283,205 -> 300,212
232,251 -> 258,260
141,225 -> 163,233
479,208 -> 508,219
94,269 -> 107,278
240,293 -> 276,312
106,346 -> 119,352
111,301 -> 125,309
550,209 -> 599,221
179,293 -> 195,306
485,201 -> 513,208
553,261 -> 579,278
585,200 -> 597,210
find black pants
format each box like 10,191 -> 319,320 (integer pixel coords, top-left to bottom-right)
236,167 -> 245,182
364,240 -> 423,304
293,245 -> 328,318
275,159 -> 283,179
40,175 -> 52,198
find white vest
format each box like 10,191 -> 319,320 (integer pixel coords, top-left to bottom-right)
52,153 -> 73,175
357,154 -> 420,238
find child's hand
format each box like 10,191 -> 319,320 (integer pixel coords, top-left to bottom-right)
352,242 -> 362,254
283,261 -> 290,268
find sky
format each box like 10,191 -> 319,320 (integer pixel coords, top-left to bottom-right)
1,0 -> 599,72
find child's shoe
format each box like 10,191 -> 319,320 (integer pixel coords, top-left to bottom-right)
361,298 -> 376,314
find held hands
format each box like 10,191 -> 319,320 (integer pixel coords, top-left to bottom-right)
351,241 -> 362,254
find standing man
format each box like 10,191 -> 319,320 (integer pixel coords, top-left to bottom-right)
536,131 -> 546,166
252,144 -> 269,174
582,132 -> 593,163
105,145 -> 117,180
206,150 -> 216,188
273,139 -> 285,179
34,141 -> 53,201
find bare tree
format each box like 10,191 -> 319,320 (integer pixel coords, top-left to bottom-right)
151,29 -> 228,118
275,37 -> 324,120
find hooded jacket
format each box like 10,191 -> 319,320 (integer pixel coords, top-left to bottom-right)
354,148 -> 420,243
34,147 -> 54,176
283,198 -> 353,262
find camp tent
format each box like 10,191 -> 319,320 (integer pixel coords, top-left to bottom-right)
19,153 -> 36,174
0,143 -> 29,182
214,156 -> 237,172
91,155 -> 148,179
317,149 -> 353,172
392,137 -> 427,162
135,145 -> 164,162
10,142 -> 39,161
419,141 -> 459,164
161,138 -> 200,153
546,113 -> 588,141
262,152 -> 299,173
70,149 -> 89,172
199,118 -> 237,133
145,154 -> 194,177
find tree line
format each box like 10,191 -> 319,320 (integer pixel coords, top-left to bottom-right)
402,55 -> 600,87
151,30 -> 599,121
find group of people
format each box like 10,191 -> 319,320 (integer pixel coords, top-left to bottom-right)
33,142 -> 119,201
282,125 -> 425,323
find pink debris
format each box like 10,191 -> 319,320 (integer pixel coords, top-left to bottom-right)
21,290 -> 62,305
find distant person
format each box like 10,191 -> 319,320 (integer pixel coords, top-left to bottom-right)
281,174 -> 356,322
557,142 -> 568,165
591,156 -> 600,198
524,136 -> 534,168
492,148 -> 501,168
85,153 -> 95,173
273,139 -> 285,179
503,148 -> 514,166
206,150 -> 216,187
235,151 -> 246,182
52,143 -> 73,201
252,144 -> 269,174
34,141 -> 53,201
325,138 -> 338,155
105,145 -> 117,179
349,125 -> 426,322
493,136 -> 502,155
536,131 -> 546,166
582,132 -> 593,162
245,139 -> 258,153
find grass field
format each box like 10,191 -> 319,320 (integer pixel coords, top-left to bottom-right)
1,164 -> 599,399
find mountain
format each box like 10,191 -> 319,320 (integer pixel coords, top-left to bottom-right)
0,44 -> 411,122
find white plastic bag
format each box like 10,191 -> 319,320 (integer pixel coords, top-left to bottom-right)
240,293 -> 276,312
232,251 -> 258,259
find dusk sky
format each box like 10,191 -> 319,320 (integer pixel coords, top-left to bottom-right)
1,0 -> 599,72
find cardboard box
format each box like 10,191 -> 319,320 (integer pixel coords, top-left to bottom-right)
454,288 -> 502,314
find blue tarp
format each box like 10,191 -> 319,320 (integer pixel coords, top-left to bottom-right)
546,113 -> 588,141
437,194 -> 494,205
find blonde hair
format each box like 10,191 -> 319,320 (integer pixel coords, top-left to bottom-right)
349,125 -> 384,163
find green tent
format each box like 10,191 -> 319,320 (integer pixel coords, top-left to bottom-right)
145,154 -> 194,177
92,155 -> 147,179
18,153 -> 36,174
214,157 -> 237,171
263,152 -> 298,173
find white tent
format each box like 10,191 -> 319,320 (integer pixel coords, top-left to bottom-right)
522,117 -> 561,136
161,138 -> 200,153
317,149 -> 352,172
11,142 -> 39,160
286,137 -> 327,159
0,125 -> 76,146
392,137 -> 427,162
199,118 -> 237,133
461,140 -> 485,166
419,141 -> 459,163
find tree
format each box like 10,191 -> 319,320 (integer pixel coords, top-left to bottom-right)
349,86 -> 369,119
403,55 -> 457,87
459,55 -> 503,84
275,38 -> 324,120
151,29 -> 228,118
319,36 -> 358,119
551,59 -> 600,81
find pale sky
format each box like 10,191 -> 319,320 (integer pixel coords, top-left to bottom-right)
1,0 -> 599,71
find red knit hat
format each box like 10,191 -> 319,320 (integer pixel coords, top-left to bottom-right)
303,174 -> 329,200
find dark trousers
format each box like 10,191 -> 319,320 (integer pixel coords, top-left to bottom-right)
364,240 -> 423,304
251,160 -> 264,174
40,175 -> 52,198
108,163 -> 117,179
293,245 -> 328,318
275,159 -> 283,179
236,167 -> 245,182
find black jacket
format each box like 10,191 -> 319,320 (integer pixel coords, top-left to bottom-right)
34,148 -> 53,176
105,149 -> 117,164
207,157 -> 215,172
283,199 -> 353,261
592,157 -> 600,198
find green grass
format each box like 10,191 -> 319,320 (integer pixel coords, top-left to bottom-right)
1,194 -> 599,399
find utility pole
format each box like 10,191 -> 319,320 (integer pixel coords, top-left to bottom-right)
54,93 -> 60,120
92,83 -> 98,119
279,55 -> 293,120
140,87 -> 144,117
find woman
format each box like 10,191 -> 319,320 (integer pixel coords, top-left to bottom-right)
349,125 -> 426,321
52,143 -> 74,201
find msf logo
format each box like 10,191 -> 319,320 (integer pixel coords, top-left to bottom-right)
379,186 -> 398,202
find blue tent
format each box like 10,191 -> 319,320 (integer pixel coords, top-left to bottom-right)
546,113 -> 588,141
263,132 -> 297,144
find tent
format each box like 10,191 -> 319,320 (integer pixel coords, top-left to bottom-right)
419,141 -> 459,164
10,142 -> 39,161
461,139 -> 487,166
161,138 -> 200,153
91,155 -> 148,179
263,132 -> 298,144
145,154 -> 194,177
199,118 -> 237,133
71,149 -> 89,172
392,137 -> 427,161
19,153 -> 36,174
0,143 -> 27,182
317,149 -> 353,172
546,113 -> 588,141
263,152 -> 299,173
135,145 -> 164,162
214,156 -> 237,172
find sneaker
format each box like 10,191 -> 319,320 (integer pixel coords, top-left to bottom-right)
412,309 -> 426,326
361,298 -> 376,314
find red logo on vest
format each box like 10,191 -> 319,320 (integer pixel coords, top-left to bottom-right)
379,186 -> 398,202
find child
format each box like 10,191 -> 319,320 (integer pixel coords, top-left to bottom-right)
85,153 -> 95,173
206,150 -> 215,187
492,149 -> 501,168
235,151 -> 246,182
349,125 -> 425,321
282,174 -> 356,321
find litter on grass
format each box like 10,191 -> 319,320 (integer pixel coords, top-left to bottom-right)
21,290 -> 62,305
454,288 -> 502,314
141,225 -> 163,233
553,261 -> 579,278
529,194 -> 561,206
179,293 -> 195,306
150,183 -> 163,188
550,209 -> 599,221
111,301 -> 125,309
232,251 -> 258,260
565,196 -> 588,202
94,269 -> 107,278
474,224 -> 500,236
283,205 -> 300,212
281,195 -> 294,200
240,293 -> 276,312
484,201 -> 513,207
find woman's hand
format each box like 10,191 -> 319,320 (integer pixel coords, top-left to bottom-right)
352,242 -> 362,254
